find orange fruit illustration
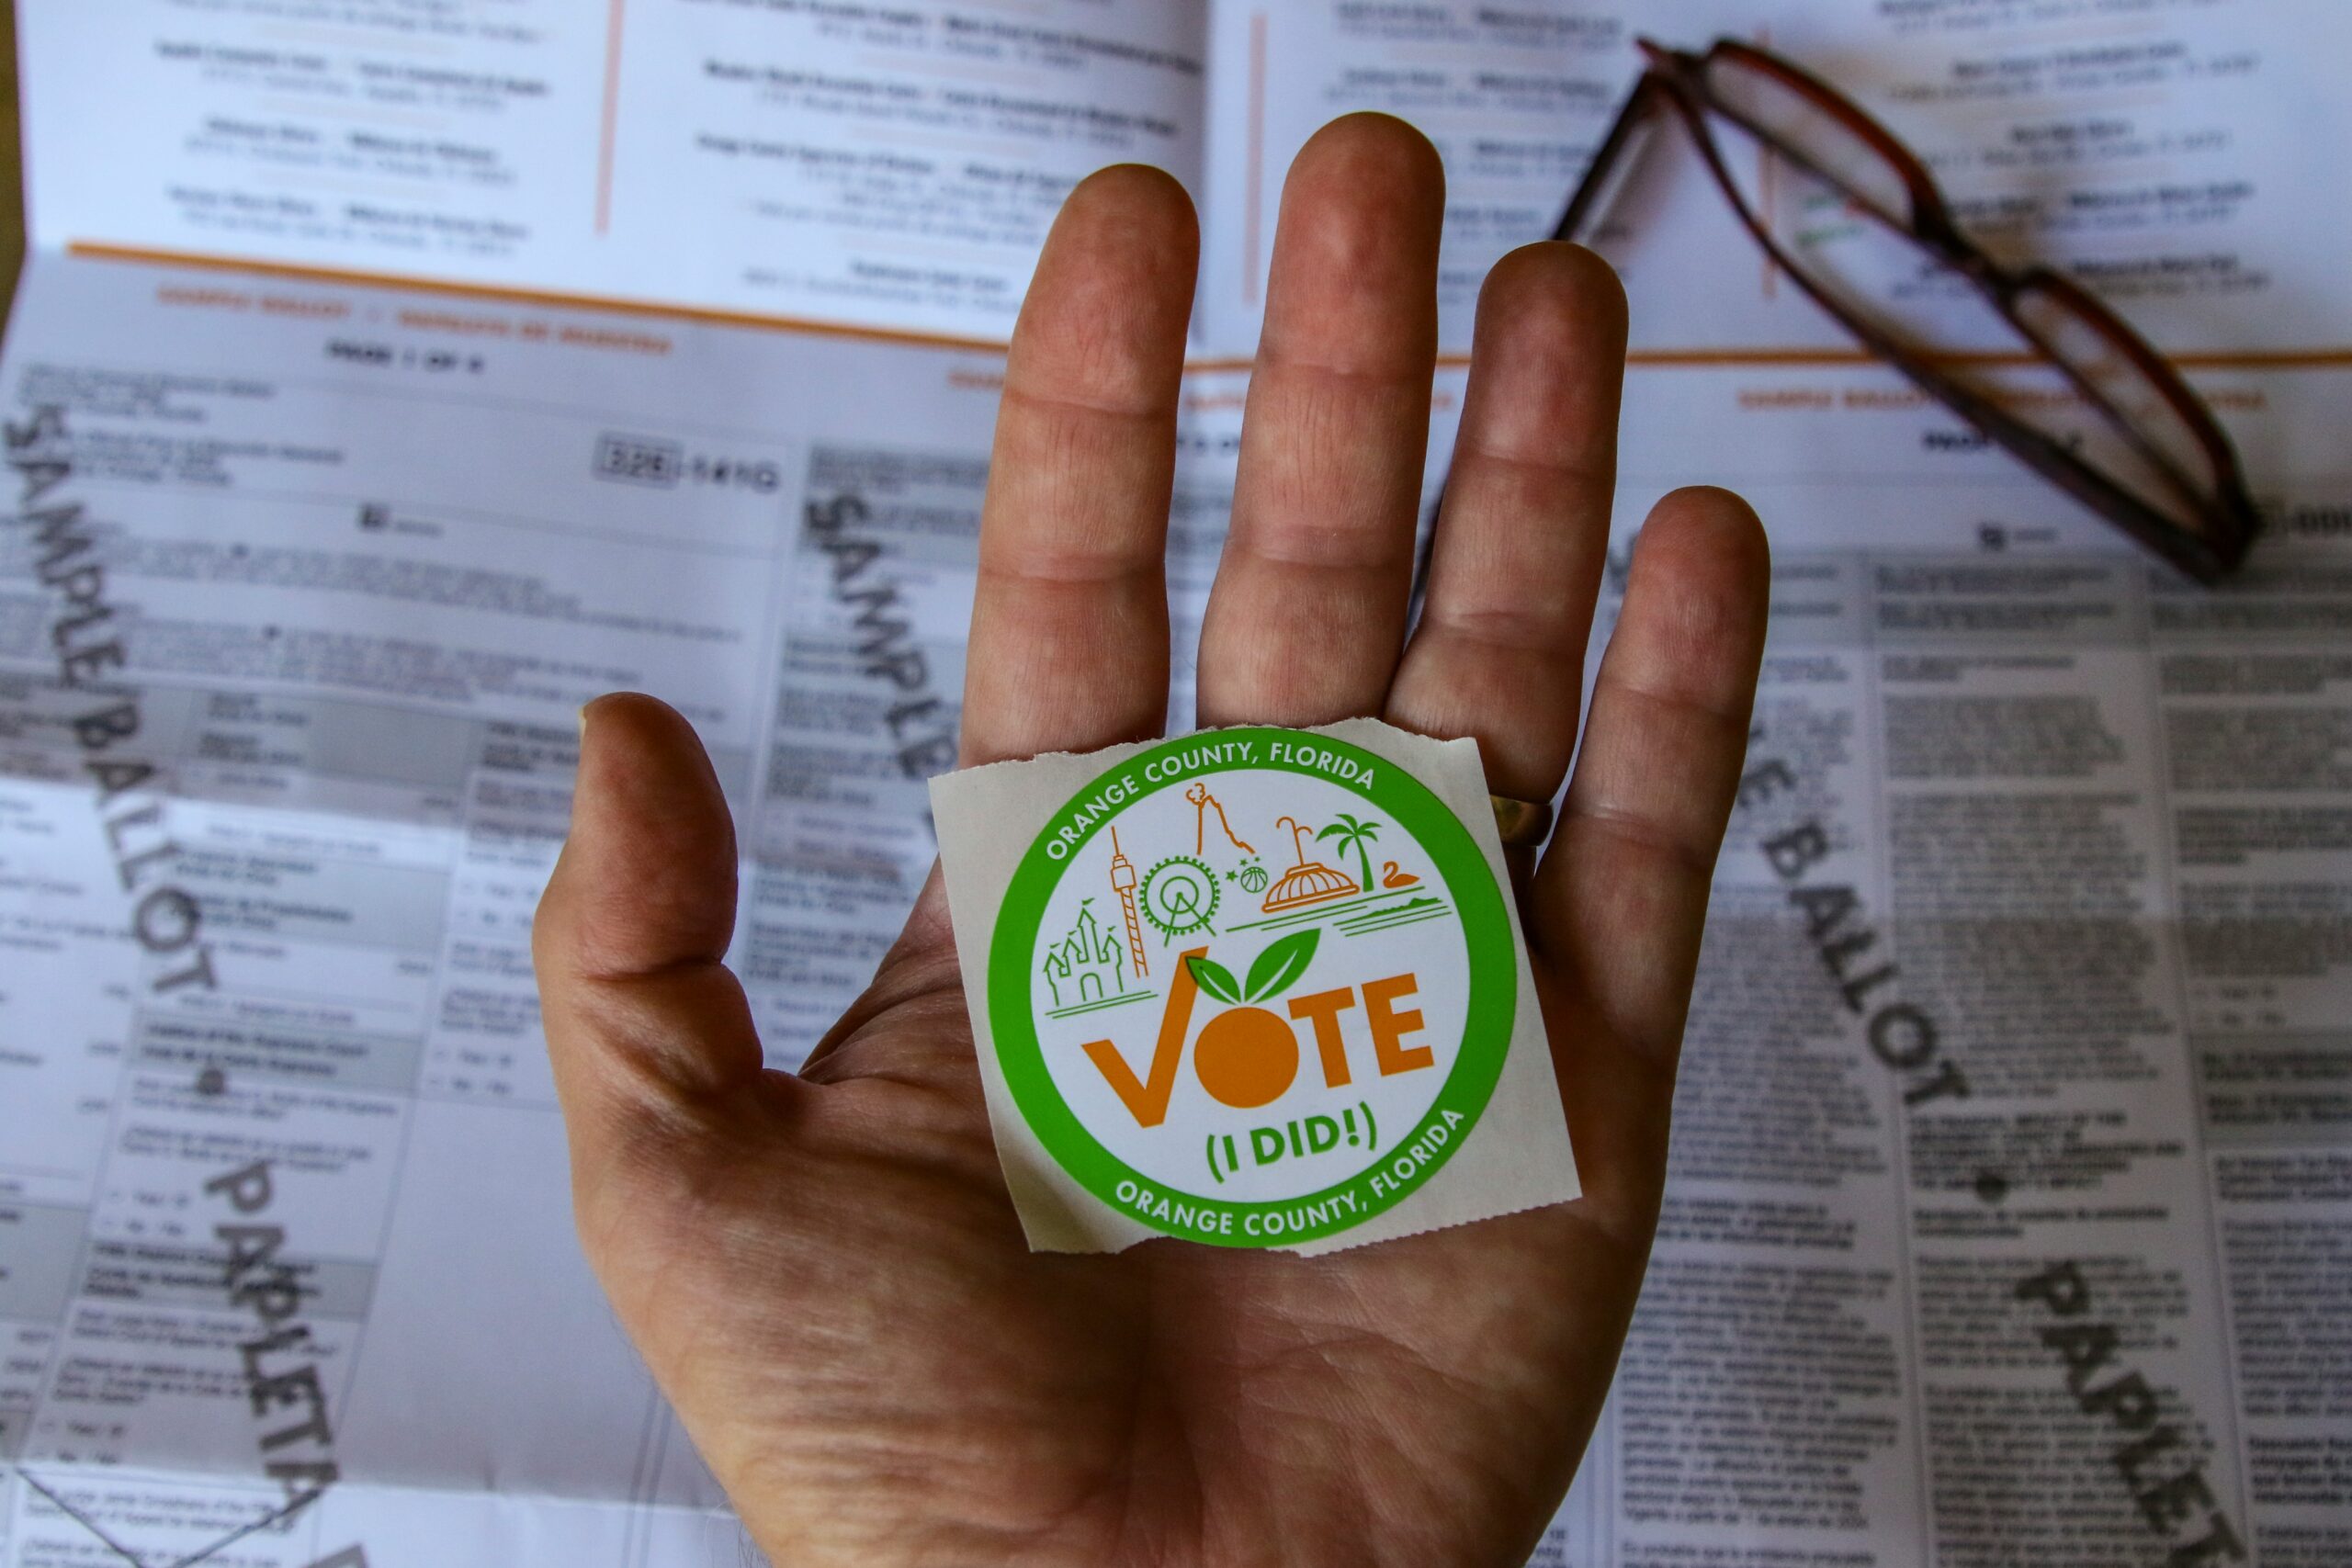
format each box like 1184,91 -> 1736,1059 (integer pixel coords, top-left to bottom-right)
1193,1007 -> 1299,1108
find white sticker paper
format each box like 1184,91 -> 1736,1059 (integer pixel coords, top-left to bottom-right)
931,719 -> 1579,1255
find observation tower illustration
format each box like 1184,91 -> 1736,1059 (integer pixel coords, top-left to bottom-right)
1107,826 -> 1149,978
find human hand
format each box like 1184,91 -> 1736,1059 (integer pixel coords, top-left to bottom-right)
534,114 -> 1768,1567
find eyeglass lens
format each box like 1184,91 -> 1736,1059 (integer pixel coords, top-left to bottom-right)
1695,50 -> 2229,540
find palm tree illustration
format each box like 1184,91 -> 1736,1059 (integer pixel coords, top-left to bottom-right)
1316,814 -> 1381,893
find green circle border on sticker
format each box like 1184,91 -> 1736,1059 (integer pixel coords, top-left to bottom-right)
986,728 -> 1516,1247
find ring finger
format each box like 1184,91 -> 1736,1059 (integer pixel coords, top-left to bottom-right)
1384,242 -> 1629,807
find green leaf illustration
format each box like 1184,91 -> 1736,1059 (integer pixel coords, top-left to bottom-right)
1187,955 -> 1242,1005
1243,929 -> 1319,1003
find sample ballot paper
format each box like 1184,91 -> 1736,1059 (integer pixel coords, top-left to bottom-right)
3,2 -> 2349,1564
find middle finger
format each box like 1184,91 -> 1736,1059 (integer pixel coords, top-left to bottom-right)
1385,242 -> 1627,803
1196,114 -> 1444,728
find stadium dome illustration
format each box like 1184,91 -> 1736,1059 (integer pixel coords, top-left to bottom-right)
1260,816 -> 1357,913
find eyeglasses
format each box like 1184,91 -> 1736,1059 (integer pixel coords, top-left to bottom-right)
1560,37 -> 2261,582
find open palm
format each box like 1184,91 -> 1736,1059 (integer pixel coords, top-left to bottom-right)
534,116 -> 1768,1567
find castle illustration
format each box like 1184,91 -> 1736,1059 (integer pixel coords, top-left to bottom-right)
1042,898 -> 1130,1009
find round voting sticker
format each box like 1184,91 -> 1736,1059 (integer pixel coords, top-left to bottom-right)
987,728 -> 1516,1247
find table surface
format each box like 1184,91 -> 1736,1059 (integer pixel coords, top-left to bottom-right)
2,7 -> 27,313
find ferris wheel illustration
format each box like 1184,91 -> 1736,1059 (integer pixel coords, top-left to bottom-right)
1139,854 -> 1221,939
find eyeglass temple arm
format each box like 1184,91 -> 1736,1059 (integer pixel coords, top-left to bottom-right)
1412,70 -> 1671,624
1884,335 -> 2241,582
1554,73 -> 1673,245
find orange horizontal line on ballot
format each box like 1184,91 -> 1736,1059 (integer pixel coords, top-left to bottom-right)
71,242 -> 1014,355
1626,345 -> 2352,369
1193,345 -> 2352,372
70,242 -> 2352,373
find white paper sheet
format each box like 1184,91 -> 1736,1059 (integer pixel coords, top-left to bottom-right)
18,0 -> 1208,344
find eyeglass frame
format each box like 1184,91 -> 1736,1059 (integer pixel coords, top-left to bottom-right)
1553,36 -> 2262,584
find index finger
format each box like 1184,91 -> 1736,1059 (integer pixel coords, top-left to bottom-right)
959,164 -> 1200,765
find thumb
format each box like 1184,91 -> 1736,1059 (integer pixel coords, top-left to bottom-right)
533,693 -> 767,1155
